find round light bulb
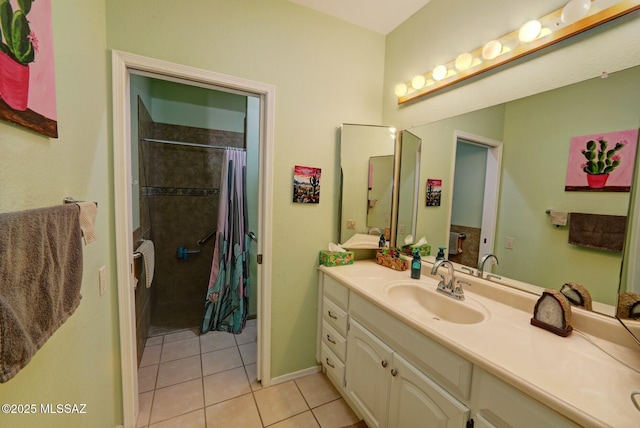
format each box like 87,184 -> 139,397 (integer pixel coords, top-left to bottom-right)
518,20 -> 542,43
432,65 -> 447,81
394,83 -> 408,97
482,40 -> 502,60
455,53 -> 473,71
561,0 -> 591,24
411,74 -> 426,90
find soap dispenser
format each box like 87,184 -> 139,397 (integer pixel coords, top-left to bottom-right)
436,247 -> 446,261
411,250 -> 421,279
378,233 -> 386,248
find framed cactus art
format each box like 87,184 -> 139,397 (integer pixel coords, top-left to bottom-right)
0,0 -> 57,137
293,165 -> 321,203
565,129 -> 639,192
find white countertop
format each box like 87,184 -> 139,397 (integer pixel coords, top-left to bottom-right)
319,260 -> 640,428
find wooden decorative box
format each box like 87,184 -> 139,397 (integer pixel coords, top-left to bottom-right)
375,251 -> 409,271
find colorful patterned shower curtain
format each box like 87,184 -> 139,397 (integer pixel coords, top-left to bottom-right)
200,148 -> 249,334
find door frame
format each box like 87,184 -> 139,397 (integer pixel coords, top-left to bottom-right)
112,50 -> 274,426
449,130 -> 502,263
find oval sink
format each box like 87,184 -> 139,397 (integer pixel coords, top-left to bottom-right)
384,282 -> 488,324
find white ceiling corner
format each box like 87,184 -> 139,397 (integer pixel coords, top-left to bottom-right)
288,0 -> 432,35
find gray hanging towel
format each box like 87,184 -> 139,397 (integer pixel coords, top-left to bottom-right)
568,212 -> 627,252
0,204 -> 83,383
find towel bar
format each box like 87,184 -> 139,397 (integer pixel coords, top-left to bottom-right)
133,252 -> 142,259
63,196 -> 98,207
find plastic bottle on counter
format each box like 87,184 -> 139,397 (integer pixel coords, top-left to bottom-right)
411,250 -> 421,279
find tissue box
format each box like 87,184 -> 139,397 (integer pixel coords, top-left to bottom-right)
401,244 -> 431,257
319,250 -> 354,267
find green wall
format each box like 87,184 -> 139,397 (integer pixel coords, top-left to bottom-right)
106,0 -> 386,380
496,66 -> 640,305
0,1 -> 122,427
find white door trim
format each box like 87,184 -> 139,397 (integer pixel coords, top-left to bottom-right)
111,50 -> 274,427
452,130 -> 503,263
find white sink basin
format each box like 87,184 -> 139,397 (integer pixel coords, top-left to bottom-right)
384,281 -> 488,324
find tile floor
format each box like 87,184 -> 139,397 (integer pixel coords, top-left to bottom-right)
137,319 -> 361,427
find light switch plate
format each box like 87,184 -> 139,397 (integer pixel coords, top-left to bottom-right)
99,266 -> 107,296
347,220 -> 356,229
505,236 -> 514,249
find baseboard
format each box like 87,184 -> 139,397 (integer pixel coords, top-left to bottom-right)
269,365 -> 321,385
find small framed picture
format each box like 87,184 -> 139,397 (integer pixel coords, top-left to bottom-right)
293,165 -> 321,203
426,179 -> 442,206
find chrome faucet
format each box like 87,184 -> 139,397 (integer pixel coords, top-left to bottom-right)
431,259 -> 466,300
368,227 -> 382,235
477,253 -> 499,278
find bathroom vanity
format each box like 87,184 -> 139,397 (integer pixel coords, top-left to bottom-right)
317,260 -> 640,428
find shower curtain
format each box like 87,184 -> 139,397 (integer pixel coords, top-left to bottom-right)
200,148 -> 249,334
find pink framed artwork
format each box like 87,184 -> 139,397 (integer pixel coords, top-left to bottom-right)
565,129 -> 639,192
0,0 -> 57,137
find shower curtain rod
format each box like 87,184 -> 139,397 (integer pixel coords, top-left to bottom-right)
141,137 -> 245,151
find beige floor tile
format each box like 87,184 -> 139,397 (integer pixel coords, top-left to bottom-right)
254,381 -> 309,426
156,355 -> 202,389
160,337 -> 200,363
149,409 -> 205,428
269,411 -> 321,428
245,363 -> 263,391
138,364 -> 159,393
296,372 -> 341,408
239,341 -> 257,365
246,318 -> 257,327
146,336 -> 163,347
312,398 -> 359,428
141,344 -> 162,367
137,391 -> 154,428
203,366 -> 251,406
201,346 -> 243,376
163,329 -> 198,344
150,379 -> 204,424
235,324 -> 257,345
200,330 -> 237,353
205,393 -> 262,428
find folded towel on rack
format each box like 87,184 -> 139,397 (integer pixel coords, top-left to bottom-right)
449,232 -> 463,255
76,201 -> 97,244
568,213 -> 627,252
549,210 -> 568,227
135,239 -> 155,289
0,204 -> 83,383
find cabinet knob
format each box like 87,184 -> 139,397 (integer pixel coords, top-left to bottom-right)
327,311 -> 338,320
390,368 -> 398,377
326,334 -> 336,344
381,360 -> 388,368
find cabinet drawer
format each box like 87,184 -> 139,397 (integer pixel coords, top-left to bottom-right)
321,343 -> 345,388
322,321 -> 347,361
323,297 -> 348,336
323,274 -> 349,310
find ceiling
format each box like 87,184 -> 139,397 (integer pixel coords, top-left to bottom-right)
288,0 -> 432,35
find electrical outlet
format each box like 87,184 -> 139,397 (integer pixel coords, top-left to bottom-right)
347,220 -> 356,229
398,224 -> 405,234
99,266 -> 107,296
505,236 -> 514,249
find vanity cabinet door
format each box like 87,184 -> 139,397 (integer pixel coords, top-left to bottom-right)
388,353 -> 470,428
346,319 -> 393,428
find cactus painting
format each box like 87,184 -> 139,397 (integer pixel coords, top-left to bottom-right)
293,165 -> 321,203
565,129 -> 638,192
0,0 -> 57,137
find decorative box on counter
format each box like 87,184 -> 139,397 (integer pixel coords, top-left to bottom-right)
375,251 -> 409,271
319,250 -> 354,267
401,244 -> 431,257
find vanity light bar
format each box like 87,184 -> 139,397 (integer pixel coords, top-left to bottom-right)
396,0 -> 640,104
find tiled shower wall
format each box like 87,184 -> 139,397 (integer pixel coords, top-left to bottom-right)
135,98 -> 244,358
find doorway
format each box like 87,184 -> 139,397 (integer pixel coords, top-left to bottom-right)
112,51 -> 275,427
448,131 -> 502,268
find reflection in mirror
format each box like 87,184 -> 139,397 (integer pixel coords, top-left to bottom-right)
340,124 -> 396,245
366,155 -> 394,232
410,65 -> 640,318
396,130 -> 421,246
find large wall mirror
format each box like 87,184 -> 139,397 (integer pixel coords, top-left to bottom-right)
340,125 -> 421,247
409,64 -> 640,322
